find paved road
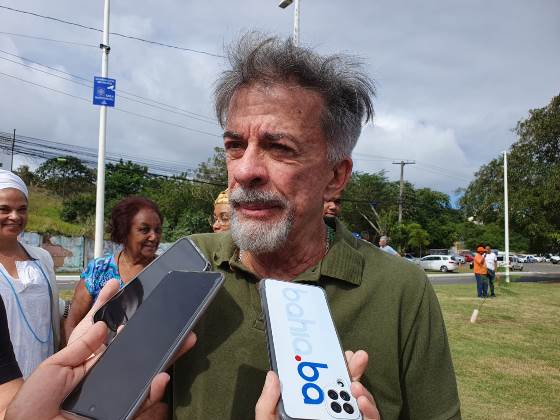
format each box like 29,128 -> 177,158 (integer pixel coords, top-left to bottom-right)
56,263 -> 560,289
428,263 -> 560,285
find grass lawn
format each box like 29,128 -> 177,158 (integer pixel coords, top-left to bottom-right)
57,281 -> 559,418
433,281 -> 560,419
27,187 -> 91,237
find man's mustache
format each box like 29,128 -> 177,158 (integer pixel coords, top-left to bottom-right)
229,187 -> 288,208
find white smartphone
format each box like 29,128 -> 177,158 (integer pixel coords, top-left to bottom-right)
260,279 -> 362,420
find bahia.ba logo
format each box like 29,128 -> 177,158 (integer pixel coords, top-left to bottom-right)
283,287 -> 328,405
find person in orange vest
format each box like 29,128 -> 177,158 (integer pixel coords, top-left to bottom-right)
474,246 -> 489,298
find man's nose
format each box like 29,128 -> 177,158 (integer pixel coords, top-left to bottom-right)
232,143 -> 268,188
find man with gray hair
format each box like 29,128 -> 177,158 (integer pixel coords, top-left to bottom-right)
174,33 -> 460,419
379,235 -> 399,256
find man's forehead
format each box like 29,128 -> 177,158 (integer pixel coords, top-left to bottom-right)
226,82 -> 325,120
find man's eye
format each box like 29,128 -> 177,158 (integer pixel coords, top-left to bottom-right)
225,141 -> 245,158
268,143 -> 295,156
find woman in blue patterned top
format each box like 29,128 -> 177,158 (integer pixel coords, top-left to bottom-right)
64,197 -> 162,342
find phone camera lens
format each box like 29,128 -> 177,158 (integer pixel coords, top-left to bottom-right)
343,403 -> 355,414
331,402 -> 342,413
328,389 -> 339,400
340,390 -> 351,401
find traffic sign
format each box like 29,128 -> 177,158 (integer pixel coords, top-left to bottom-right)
93,76 -> 116,107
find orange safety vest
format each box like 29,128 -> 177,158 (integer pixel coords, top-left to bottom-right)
474,253 -> 487,275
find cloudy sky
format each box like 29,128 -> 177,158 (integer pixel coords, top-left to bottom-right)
0,0 -> 558,197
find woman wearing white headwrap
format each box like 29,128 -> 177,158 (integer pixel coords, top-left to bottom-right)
0,169 -> 60,378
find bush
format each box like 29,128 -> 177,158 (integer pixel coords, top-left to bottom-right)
61,193 -> 96,223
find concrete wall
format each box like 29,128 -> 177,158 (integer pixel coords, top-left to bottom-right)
20,232 -> 171,273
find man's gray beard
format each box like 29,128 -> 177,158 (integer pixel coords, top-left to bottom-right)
229,188 -> 294,255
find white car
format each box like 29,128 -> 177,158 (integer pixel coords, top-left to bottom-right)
551,255 -> 560,265
420,255 -> 459,272
497,255 -> 524,271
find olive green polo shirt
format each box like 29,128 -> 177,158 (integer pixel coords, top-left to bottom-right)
173,219 -> 461,419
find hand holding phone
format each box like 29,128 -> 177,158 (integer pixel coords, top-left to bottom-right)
62,271 -> 223,420
260,279 -> 362,420
256,362 -> 380,420
5,318 -> 197,420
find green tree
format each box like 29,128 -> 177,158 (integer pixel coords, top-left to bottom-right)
460,93 -> 560,252
407,223 -> 430,256
35,156 -> 94,198
105,160 -> 149,201
340,171 -> 399,238
61,193 -> 97,223
14,165 -> 36,186
195,147 -> 228,185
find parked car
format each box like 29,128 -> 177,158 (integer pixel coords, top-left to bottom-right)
451,254 -> 466,264
533,255 -> 545,263
497,255 -> 524,271
517,255 -> 529,263
404,253 -> 420,264
420,255 -> 459,272
458,250 -> 474,263
526,255 -> 537,263
550,255 -> 560,264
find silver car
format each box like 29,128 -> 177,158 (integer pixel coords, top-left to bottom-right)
420,255 -> 459,272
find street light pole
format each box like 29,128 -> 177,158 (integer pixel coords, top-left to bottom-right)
279,0 -> 300,46
504,151 -> 510,283
94,0 -> 111,258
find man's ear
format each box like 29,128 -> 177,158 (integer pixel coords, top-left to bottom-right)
324,158 -> 352,202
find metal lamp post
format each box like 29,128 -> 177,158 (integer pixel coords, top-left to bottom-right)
279,0 -> 300,46
94,0 -> 111,257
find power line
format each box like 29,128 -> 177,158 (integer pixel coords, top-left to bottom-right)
0,31 -> 98,48
354,151 -> 472,182
0,69 -> 221,138
0,5 -> 225,58
0,130 -> 226,187
0,48 -> 217,123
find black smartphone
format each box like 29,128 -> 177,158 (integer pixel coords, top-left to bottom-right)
93,237 -> 209,332
62,270 -> 224,420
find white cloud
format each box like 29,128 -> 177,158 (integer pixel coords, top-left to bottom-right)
353,114 -> 475,193
0,0 -> 558,194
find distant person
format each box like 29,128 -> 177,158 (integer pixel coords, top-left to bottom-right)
473,246 -> 489,298
485,245 -> 497,297
211,189 -> 231,233
323,194 -> 342,218
65,196 -> 163,341
0,169 -> 60,378
378,235 -> 399,256
361,231 -> 371,242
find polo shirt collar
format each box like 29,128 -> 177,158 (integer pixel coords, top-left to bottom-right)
212,218 -> 364,287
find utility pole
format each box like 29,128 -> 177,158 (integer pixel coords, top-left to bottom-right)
94,0 -> 111,258
279,0 -> 301,46
392,160 -> 415,224
10,129 -> 15,171
504,151 -> 510,283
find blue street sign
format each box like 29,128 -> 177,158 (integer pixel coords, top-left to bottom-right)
93,76 -> 116,107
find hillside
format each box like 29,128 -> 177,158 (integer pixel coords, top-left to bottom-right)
26,187 -> 91,237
